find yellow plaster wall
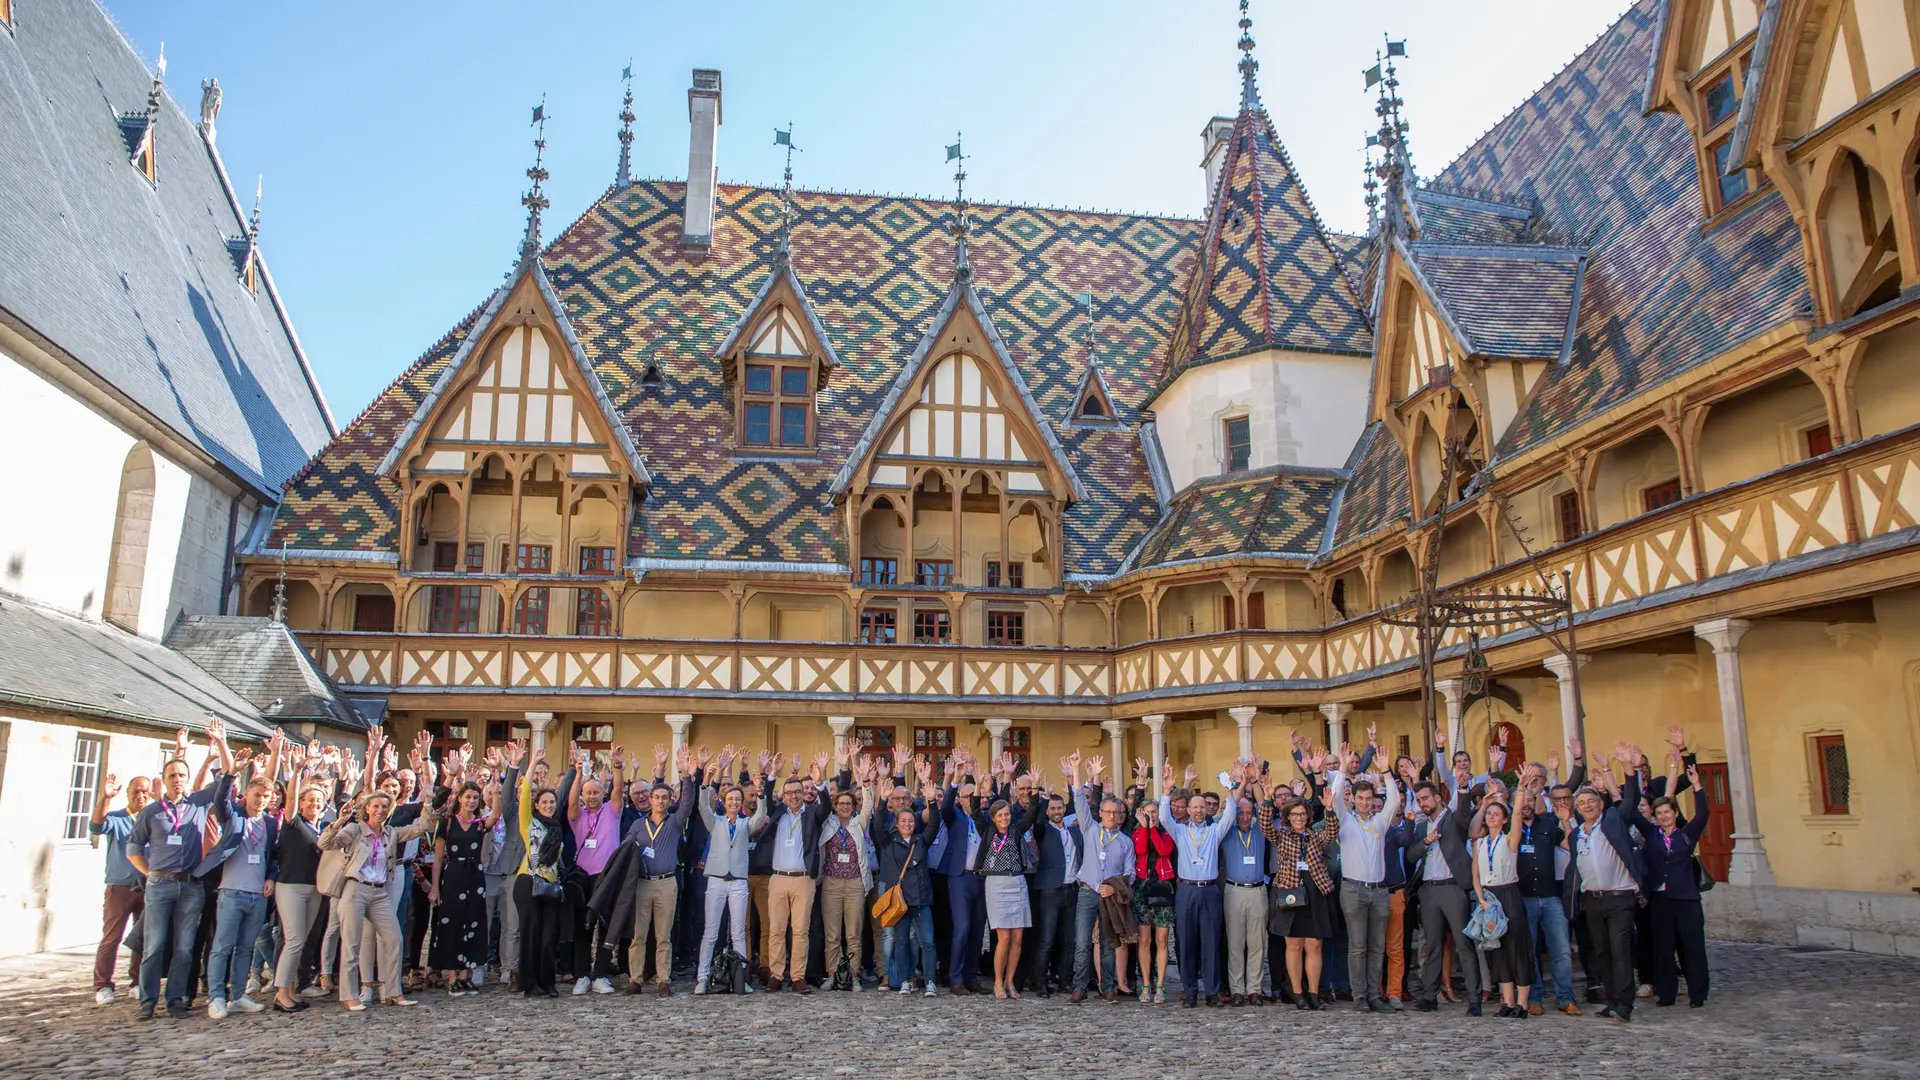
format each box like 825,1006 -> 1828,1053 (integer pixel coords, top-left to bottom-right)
1697,373 -> 1827,490
624,589 -> 733,640
1854,320 -> 1920,440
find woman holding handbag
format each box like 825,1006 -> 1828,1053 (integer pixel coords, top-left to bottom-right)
317,786 -> 438,1011
512,745 -> 577,998
875,776 -> 941,998
1130,799 -> 1176,1004
1260,793 -> 1339,1009
1469,796 -> 1535,1018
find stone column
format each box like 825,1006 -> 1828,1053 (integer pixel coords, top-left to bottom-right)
1228,705 -> 1258,761
1435,678 -> 1467,758
1100,718 -> 1129,772
827,715 -> 857,761
1694,619 -> 1775,886
665,713 -> 693,783
1540,652 -> 1592,756
1143,714 -> 1169,798
983,717 -> 1012,765
525,711 -> 556,753
1318,702 -> 1350,751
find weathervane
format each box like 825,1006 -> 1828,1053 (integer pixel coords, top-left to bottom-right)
519,97 -> 551,268
1364,36 -> 1412,236
773,124 -> 801,265
616,63 -> 636,189
945,132 -> 971,280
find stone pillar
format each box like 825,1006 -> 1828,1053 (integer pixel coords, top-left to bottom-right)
1100,718 -> 1129,772
1143,714 -> 1169,798
827,715 -> 857,761
665,713 -> 693,783
1435,678 -> 1467,758
1318,702 -> 1350,751
1694,619 -> 1775,886
1540,652 -> 1592,756
525,711 -> 556,753
983,717 -> 1011,765
1228,705 -> 1258,761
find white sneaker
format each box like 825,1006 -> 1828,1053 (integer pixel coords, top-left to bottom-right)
923,983 -> 936,997
470,968 -> 484,988
232,995 -> 265,1014
694,978 -> 709,995
298,985 -> 327,998
244,977 -> 261,997
207,998 -> 228,1019
850,980 -> 863,993
899,982 -> 912,996
572,976 -> 591,996
1637,983 -> 1654,999
590,977 -> 615,995
94,987 -> 115,1006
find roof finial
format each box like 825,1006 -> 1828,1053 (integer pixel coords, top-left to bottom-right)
1237,0 -> 1260,110
1365,36 -> 1414,237
615,63 -> 636,189
1362,146 -> 1380,232
249,174 -> 263,239
946,132 -> 971,281
774,124 -> 800,266
519,98 -> 551,268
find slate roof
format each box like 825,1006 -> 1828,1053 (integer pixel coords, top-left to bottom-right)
1410,189 -> 1538,245
166,615 -> 366,731
0,0 -> 334,495
1405,242 -> 1585,361
1159,95 -> 1374,385
0,592 -> 270,737
1132,467 -> 1337,569
1429,1 -> 1810,459
1327,423 -> 1409,550
271,183 -> 1196,576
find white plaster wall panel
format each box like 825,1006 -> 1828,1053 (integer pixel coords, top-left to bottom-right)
1155,349 -> 1369,492
0,352 -> 135,616
164,472 -> 237,631
132,451 -> 193,639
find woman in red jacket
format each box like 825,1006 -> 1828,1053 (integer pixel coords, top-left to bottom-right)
1131,801 -> 1176,1004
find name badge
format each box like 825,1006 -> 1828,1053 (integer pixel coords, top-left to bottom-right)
748,842 -> 757,851
837,853 -> 852,864
246,853 -> 262,864
784,835 -> 796,847
1296,859 -> 1309,872
1241,855 -> 1256,865
584,838 -> 598,850
166,834 -> 183,846
641,846 -> 656,859
1519,844 -> 1535,854
1191,856 -> 1204,866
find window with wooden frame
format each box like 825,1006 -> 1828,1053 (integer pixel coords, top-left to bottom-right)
1006,727 -> 1031,773
513,588 -> 549,634
1246,590 -> 1267,629
572,722 -> 614,772
516,544 -> 552,574
429,585 -> 483,633
1223,416 -> 1252,473
485,720 -> 533,754
1642,478 -> 1684,513
985,560 -> 1024,589
859,557 -> 897,586
858,607 -> 897,644
466,542 -> 486,572
912,608 -> 951,644
853,725 -> 895,759
1220,595 -> 1237,632
986,609 -> 1025,646
574,588 -> 612,636
1802,422 -> 1834,459
1690,42 -> 1758,214
913,726 -> 956,775
741,361 -> 813,448
63,735 -> 105,842
914,559 -> 953,587
1813,734 -> 1849,814
578,546 -> 618,574
433,542 -> 459,572
423,720 -> 470,766
1557,490 -> 1584,543
352,593 -> 396,632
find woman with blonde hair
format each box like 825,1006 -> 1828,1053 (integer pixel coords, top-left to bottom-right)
318,778 -> 437,1011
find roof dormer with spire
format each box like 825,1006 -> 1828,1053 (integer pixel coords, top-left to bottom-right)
1147,0 -> 1375,492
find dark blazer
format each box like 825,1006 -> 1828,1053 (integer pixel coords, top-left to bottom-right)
1404,785 -> 1474,885
1032,817 -> 1081,889
876,809 -> 941,906
1562,796 -> 1648,917
1624,774 -> 1708,900
935,783 -> 981,876
760,771 -> 846,877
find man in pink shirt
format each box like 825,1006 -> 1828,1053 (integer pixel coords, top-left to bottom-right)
569,744 -> 627,995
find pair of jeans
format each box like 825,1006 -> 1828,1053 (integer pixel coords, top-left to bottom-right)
1524,894 -> 1575,1005
886,905 -> 936,987
137,875 -> 205,1006
1071,886 -> 1118,994
208,890 -> 271,1002
1338,880 -> 1389,1002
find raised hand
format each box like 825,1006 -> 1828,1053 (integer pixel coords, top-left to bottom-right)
1685,763 -> 1700,788
1182,763 -> 1199,787
207,716 -> 227,747
174,727 -> 191,757
1433,725 -> 1447,750
697,744 -> 714,767
812,750 -> 831,776
1366,721 -> 1378,748
1546,749 -> 1560,775
1088,754 -> 1104,782
891,744 -> 911,772
1133,757 -> 1149,783
610,745 -> 627,771
756,749 -> 773,776
1666,725 -> 1687,751
504,740 -> 526,769
916,756 -> 934,785
532,745 -> 548,768
103,773 -> 121,798
1567,737 -> 1584,762
653,744 -> 669,770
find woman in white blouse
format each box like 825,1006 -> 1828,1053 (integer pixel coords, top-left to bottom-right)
1470,796 -> 1536,1019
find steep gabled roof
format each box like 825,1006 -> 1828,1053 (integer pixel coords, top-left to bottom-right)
831,266 -> 1091,502
712,257 -> 843,368
1159,102 -> 1374,386
1401,240 -> 1586,362
166,615 -> 366,732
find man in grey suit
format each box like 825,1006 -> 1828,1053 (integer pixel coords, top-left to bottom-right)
1406,761 -> 1482,1015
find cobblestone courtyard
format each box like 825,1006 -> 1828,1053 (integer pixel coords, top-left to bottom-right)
1,942 -> 1914,1079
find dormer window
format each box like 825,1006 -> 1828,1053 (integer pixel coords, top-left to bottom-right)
1077,391 -> 1109,419
1690,40 -> 1759,214
743,361 -> 812,446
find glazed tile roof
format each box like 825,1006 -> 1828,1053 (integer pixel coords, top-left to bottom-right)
1132,467 -> 1337,569
1159,101 -> 1374,386
1410,189 -> 1537,245
1428,1 -> 1811,460
1405,242 -> 1584,361
0,0 -> 334,495
1327,423 -> 1409,551
270,183 -> 1199,576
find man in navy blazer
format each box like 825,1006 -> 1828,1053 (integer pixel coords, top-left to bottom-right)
1562,786 -> 1645,1022
937,771 -> 988,993
198,765 -> 281,1017
1028,792 -> 1081,996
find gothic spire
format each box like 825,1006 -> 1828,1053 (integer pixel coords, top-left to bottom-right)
519,99 -> 551,270
615,64 -> 636,189
774,125 -> 800,267
1237,0 -> 1260,111
946,132 -> 971,282
1365,36 -> 1415,239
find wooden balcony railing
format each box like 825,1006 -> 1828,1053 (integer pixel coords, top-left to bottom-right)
303,428 -> 1920,703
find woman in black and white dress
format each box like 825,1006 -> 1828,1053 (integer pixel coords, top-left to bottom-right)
428,781 -> 491,994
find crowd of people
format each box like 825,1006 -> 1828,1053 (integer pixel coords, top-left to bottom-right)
87,714 -> 1713,1024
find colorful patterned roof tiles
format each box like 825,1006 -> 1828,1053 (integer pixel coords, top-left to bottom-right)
1327,423 -> 1409,551
1132,467 -> 1337,569
1406,242 -> 1585,361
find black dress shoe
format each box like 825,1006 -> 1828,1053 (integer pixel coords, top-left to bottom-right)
1415,999 -> 1438,1012
166,1000 -> 190,1020
1296,994 -> 1310,1011
1612,1009 -> 1631,1023
1206,994 -> 1221,1007
1689,1000 -> 1705,1008
1496,1004 -> 1516,1018
1596,1006 -> 1615,1019
1306,992 -> 1324,1011
1184,993 -> 1197,1008
136,1002 -> 154,1020
1466,1001 -> 1482,1017
1368,997 -> 1394,1014
1656,998 -> 1675,1007
271,999 -> 310,1013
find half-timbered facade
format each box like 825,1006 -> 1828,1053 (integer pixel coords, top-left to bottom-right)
250,1 -> 1920,952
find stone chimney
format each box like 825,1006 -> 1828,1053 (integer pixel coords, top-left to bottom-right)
1199,115 -> 1235,209
682,68 -> 723,251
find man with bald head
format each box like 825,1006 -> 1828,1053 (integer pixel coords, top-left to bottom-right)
127,723 -> 234,1019
90,771 -> 152,1004
1063,752 -> 1134,1003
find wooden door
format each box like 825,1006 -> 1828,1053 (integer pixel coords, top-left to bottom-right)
1694,763 -> 1734,882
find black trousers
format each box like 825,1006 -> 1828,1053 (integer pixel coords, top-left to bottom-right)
1648,893 -> 1709,1005
1030,884 -> 1076,992
1581,891 -> 1638,1017
672,871 -> 705,978
513,875 -> 563,995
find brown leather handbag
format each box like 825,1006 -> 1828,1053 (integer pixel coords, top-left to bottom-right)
871,839 -> 917,928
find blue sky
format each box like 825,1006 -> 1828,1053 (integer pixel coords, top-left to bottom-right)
107,0 -> 1635,422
